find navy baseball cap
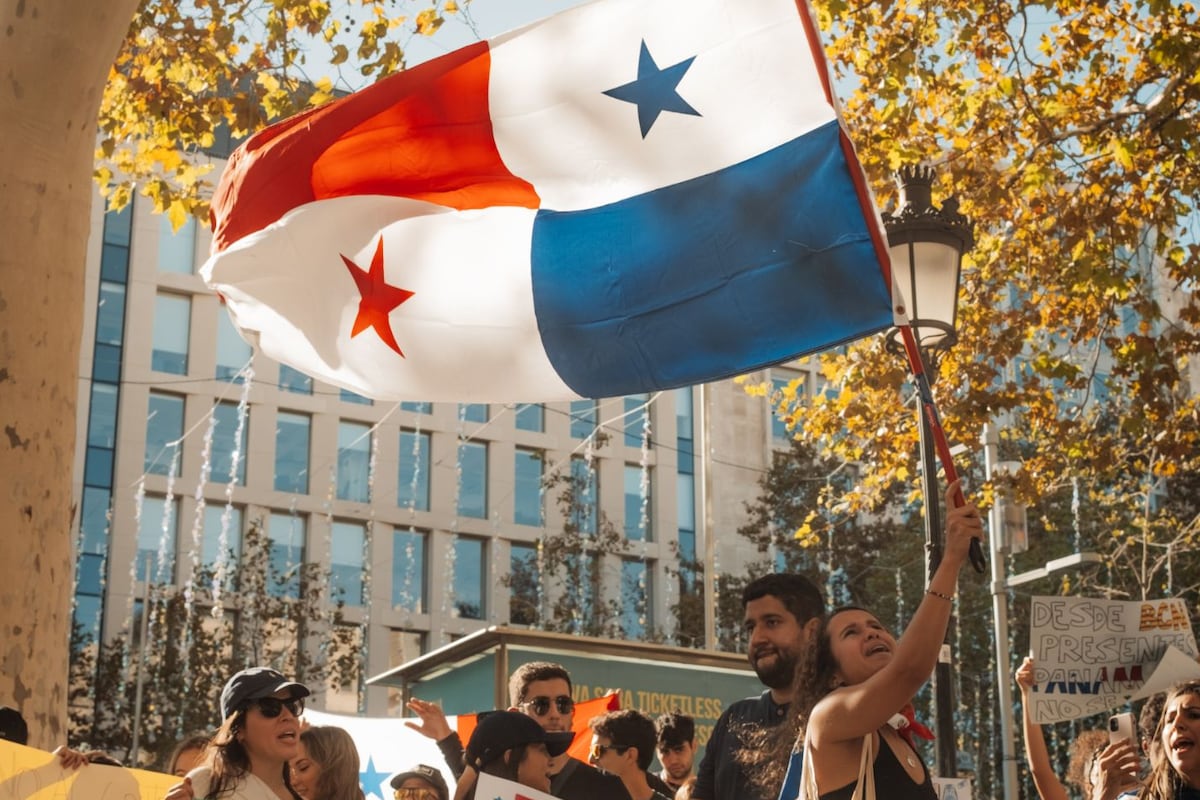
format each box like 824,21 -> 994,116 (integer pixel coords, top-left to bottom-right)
464,710 -> 575,769
220,666 -> 310,721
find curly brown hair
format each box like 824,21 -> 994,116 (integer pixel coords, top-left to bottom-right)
736,605 -> 862,798
1064,729 -> 1108,795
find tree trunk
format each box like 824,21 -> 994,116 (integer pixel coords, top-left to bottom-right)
0,0 -> 139,749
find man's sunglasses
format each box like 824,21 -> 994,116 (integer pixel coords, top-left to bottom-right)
245,696 -> 305,718
394,789 -> 440,800
519,695 -> 574,716
589,743 -> 631,760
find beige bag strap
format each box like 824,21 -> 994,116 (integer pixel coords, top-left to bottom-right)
798,730 -> 876,800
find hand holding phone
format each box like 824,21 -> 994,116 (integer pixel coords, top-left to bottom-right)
1109,712 -> 1135,745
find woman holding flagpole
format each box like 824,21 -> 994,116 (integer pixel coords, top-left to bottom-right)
755,481 -> 982,800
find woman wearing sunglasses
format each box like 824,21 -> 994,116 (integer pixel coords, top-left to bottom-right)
165,666 -> 310,800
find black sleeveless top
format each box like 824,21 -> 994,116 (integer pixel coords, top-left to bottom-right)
818,732 -> 937,800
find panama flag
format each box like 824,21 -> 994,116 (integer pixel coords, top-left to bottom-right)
203,0 -> 894,402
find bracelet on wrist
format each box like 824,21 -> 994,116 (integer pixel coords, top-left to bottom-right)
926,588 -> 954,602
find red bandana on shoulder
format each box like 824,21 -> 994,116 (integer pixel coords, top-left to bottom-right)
888,703 -> 935,746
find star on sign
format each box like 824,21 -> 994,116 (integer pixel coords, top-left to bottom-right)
603,40 -> 701,138
341,236 -> 415,357
358,755 -> 390,800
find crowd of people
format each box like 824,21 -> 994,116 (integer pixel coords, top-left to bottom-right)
6,482 -> 1200,799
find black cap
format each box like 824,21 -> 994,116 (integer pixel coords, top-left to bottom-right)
464,710 -> 575,769
0,707 -> 28,745
389,764 -> 450,800
219,667 -> 310,721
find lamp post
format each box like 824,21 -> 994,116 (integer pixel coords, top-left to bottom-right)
883,164 -> 974,778
984,422 -> 1104,800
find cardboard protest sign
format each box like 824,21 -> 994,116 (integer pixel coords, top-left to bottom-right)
1028,596 -> 1200,723
0,740 -> 176,800
475,773 -> 563,800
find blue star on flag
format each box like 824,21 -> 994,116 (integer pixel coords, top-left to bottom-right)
359,755 -> 390,800
603,40 -> 701,137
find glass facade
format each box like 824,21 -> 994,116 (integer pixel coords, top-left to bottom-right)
267,513 -> 306,599
215,310 -> 252,381
275,412 -> 310,494
570,457 -> 598,535
145,393 -> 184,476
452,537 -> 485,620
279,365 -> 313,394
621,559 -> 651,638
211,402 -> 248,485
331,521 -> 366,606
136,496 -> 178,584
459,403 -> 488,423
337,421 -> 371,502
397,430 -> 430,512
391,528 -> 426,613
514,403 -> 543,432
457,441 -> 487,519
157,214 -> 196,274
624,393 -> 649,447
569,400 -> 596,439
152,293 -> 190,374
509,543 -> 539,625
514,448 -> 543,527
624,464 -> 651,541
202,504 -> 242,592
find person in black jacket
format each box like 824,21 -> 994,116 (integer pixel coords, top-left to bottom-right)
691,573 -> 825,800
405,661 -> 633,800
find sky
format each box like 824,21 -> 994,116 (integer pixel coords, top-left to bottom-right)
314,0 -> 590,91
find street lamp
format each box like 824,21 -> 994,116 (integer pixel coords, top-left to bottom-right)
883,164 -> 974,778
983,422 -> 1104,800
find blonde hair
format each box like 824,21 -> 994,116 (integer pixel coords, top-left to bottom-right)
299,726 -> 365,800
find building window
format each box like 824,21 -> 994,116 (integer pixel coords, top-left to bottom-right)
96,282 -> 126,347
675,388 -> 694,475
100,202 -> 132,283
331,521 -> 365,607
216,310 -> 252,381
279,365 -> 313,395
771,370 -> 805,441
78,487 -> 112,556
569,457 -> 598,535
152,293 -> 190,374
337,421 -> 371,502
275,411 -> 310,494
391,528 -> 426,613
145,392 -> 184,476
569,400 -> 596,439
87,383 -> 118,450
515,403 -> 544,432
158,214 -> 196,274
621,559 -> 651,638
136,495 -> 178,584
202,504 -> 242,593
212,402 -> 248,485
324,623 -> 365,713
267,513 -> 306,599
453,537 -> 485,620
386,629 -> 426,713
340,389 -> 373,405
401,401 -> 432,414
457,441 -> 488,519
509,543 -> 539,626
397,430 -> 430,512
514,448 -> 544,527
677,473 -> 697,591
624,394 -> 650,447
624,464 -> 651,541
459,403 -> 488,423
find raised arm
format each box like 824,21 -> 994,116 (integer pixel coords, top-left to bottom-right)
808,480 -> 983,744
1016,656 -> 1070,800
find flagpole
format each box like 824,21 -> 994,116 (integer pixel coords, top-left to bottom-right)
697,383 -> 716,651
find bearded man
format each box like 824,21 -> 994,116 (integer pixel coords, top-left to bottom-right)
690,573 -> 825,800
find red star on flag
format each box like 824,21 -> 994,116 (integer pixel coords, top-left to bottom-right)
341,236 -> 414,357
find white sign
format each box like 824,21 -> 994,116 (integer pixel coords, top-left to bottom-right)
1028,596 -> 1200,723
933,776 -> 972,800
475,773 -> 563,800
